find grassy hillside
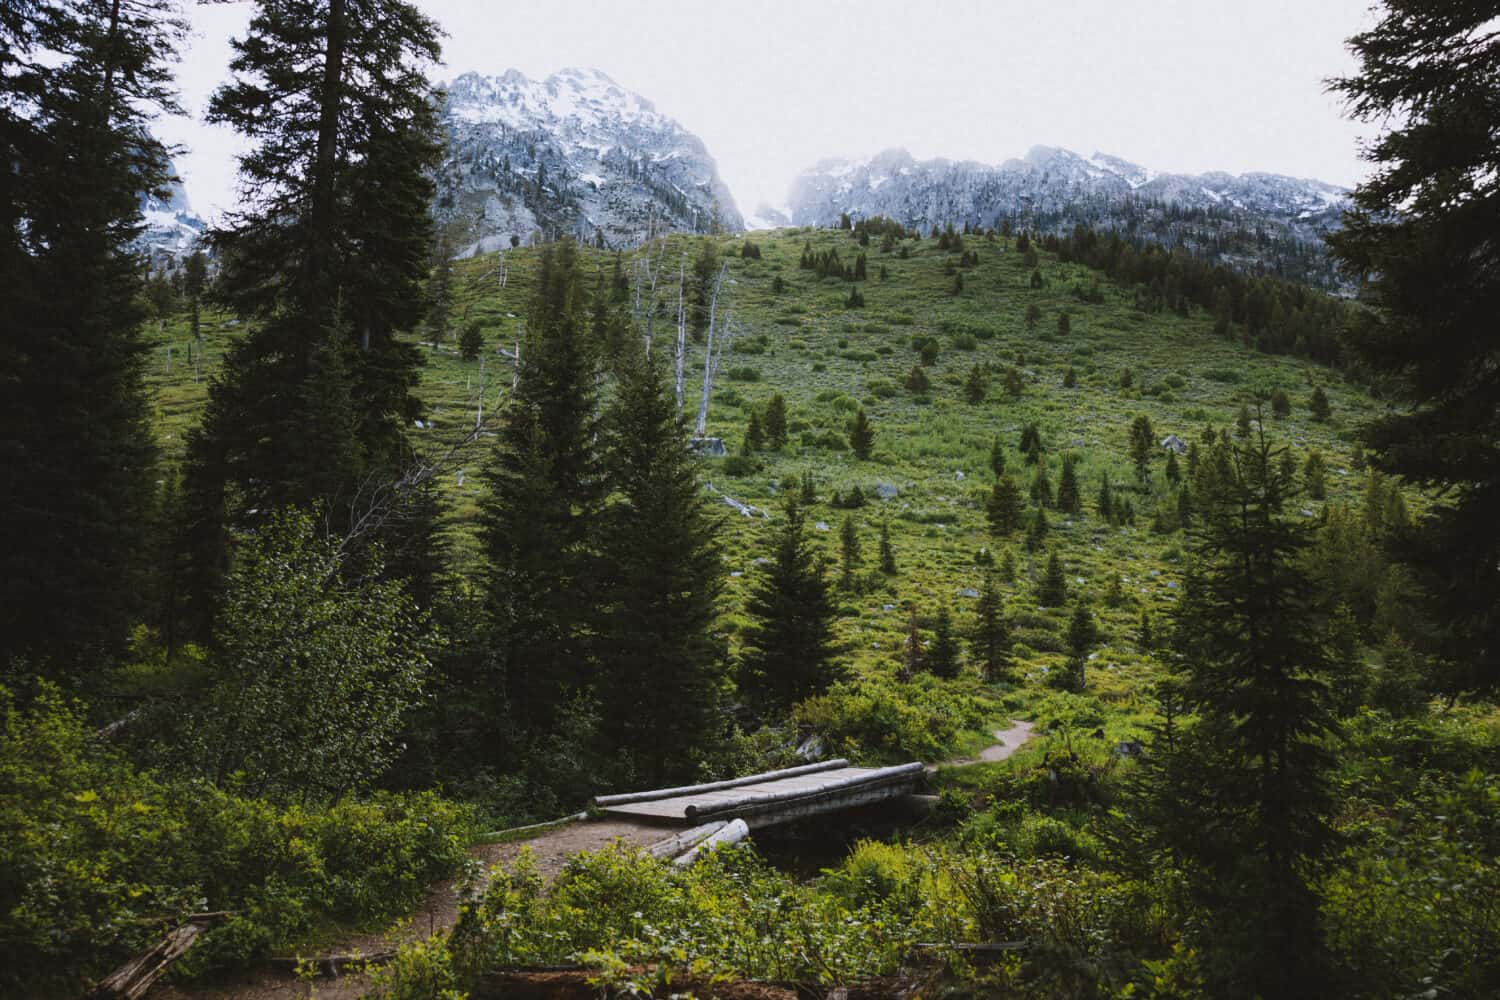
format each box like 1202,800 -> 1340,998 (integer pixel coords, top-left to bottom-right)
142,224 -> 1382,764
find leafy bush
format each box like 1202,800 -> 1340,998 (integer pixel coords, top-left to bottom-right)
725,365 -> 761,382
0,685 -> 472,995
792,674 -> 987,762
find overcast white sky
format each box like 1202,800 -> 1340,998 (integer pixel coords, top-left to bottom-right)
157,0 -> 1380,221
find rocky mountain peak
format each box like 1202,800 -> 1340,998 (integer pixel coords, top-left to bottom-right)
434,66 -> 742,255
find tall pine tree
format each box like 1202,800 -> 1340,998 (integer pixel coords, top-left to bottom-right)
1130,425 -> 1339,996
182,0 -> 444,636
597,345 -> 723,784
0,0 -> 183,672
1329,1 -> 1500,694
740,493 -> 838,714
480,240 -> 603,733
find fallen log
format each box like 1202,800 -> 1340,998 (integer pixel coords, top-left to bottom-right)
704,482 -> 770,519
87,913 -> 228,1000
595,759 -> 850,808
672,818 -> 750,867
474,810 -> 589,843
645,820 -> 727,860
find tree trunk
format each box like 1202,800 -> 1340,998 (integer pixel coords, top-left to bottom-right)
694,263 -> 727,436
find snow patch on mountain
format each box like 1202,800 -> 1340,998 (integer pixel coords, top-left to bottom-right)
787,146 -> 1351,283
435,68 -> 743,253
136,160 -> 206,266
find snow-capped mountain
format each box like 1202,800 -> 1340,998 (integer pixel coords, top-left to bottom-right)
136,161 -> 205,266
435,68 -> 743,255
788,146 -> 1351,285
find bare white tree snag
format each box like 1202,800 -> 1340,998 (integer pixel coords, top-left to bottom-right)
694,263 -> 729,437
193,342 -> 199,384
674,256 -> 688,412
164,344 -> 171,374
496,248 -> 506,289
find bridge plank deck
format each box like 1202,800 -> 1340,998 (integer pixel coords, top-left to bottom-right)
601,766 -> 882,822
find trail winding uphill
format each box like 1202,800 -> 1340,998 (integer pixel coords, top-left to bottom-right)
148,728 -> 1037,999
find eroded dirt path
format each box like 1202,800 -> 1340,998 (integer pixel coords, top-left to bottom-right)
152,727 -> 1039,1000
926,719 -> 1037,772
149,818 -> 662,1000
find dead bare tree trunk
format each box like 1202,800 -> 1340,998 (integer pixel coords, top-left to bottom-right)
674,256 -> 687,412
694,263 -> 728,437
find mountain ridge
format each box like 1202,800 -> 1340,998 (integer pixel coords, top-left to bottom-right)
434,66 -> 744,255
783,145 -> 1349,286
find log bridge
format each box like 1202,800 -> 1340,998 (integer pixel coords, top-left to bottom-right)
595,759 -> 925,832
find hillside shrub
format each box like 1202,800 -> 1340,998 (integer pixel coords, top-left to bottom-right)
792,675 -> 986,763
0,686 -> 472,995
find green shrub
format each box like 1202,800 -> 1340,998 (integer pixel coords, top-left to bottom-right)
0,685 -> 472,994
725,365 -> 761,382
792,675 -> 986,762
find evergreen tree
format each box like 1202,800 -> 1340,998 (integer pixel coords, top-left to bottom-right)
1308,386 -> 1331,422
743,409 -> 765,453
1165,450 -> 1182,486
1056,454 -> 1082,513
479,240 -> 602,733
1065,598 -> 1099,691
800,471 -> 817,506
184,249 -> 208,340
1132,426 -> 1339,996
1004,366 -> 1025,397
0,0 -> 184,671
764,393 -> 788,449
1304,449 -> 1327,500
1063,366 -> 1077,388
1128,414 -> 1156,481
740,493 -> 838,713
987,476 -> 1024,537
969,572 -> 1011,681
459,321 -> 484,361
182,0 -> 444,636
1329,2 -> 1500,692
690,237 -> 720,335
989,436 -> 1006,478
1025,505 -> 1050,552
849,407 -> 875,459
597,346 -> 724,784
1038,550 -> 1068,606
426,237 -> 454,343
1019,421 -> 1042,461
927,606 -> 960,679
1097,476 -> 1116,522
879,521 -> 898,575
1057,311 -> 1071,336
1030,464 -> 1054,508
905,365 -> 932,395
839,515 -> 861,591
964,364 -> 988,403
1270,387 -> 1292,418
